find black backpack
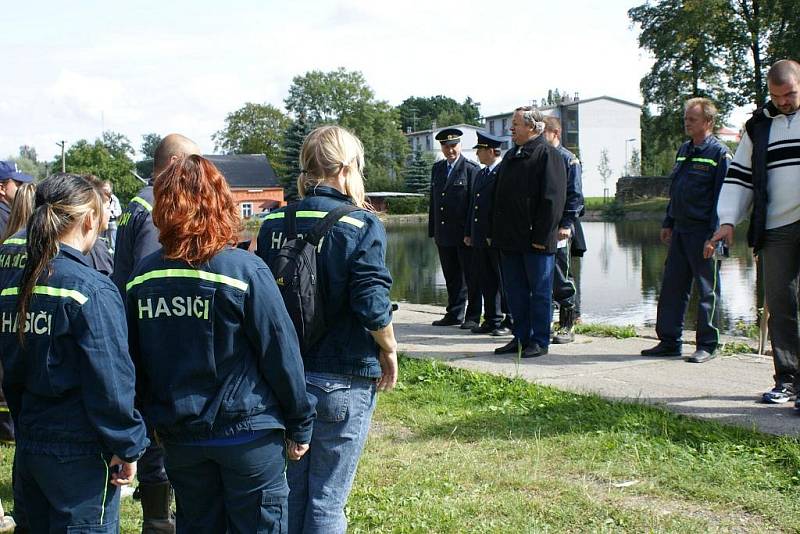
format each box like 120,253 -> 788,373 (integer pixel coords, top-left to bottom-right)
268,203 -> 360,352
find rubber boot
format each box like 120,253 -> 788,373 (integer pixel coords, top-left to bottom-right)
139,482 -> 175,534
553,307 -> 575,344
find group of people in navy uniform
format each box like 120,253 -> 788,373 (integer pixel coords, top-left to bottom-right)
0,127 -> 398,533
428,107 -> 585,358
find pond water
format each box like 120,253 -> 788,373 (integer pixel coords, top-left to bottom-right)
385,221 -> 759,333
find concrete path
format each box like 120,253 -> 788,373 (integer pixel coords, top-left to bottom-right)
394,303 -> 800,437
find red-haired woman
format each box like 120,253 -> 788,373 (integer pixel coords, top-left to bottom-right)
125,154 -> 315,533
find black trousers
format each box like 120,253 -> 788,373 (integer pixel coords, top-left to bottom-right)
552,242 -> 577,311
761,220 -> 800,389
655,230 -> 720,351
437,244 -> 481,323
472,247 -> 504,326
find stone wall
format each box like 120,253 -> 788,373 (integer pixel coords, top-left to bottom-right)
615,176 -> 670,201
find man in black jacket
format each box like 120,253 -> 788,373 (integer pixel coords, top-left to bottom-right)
491,107 -> 566,358
428,128 -> 482,328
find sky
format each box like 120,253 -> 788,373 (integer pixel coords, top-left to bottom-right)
2,0 -> 660,162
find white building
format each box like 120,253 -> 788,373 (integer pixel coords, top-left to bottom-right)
482,96 -> 642,198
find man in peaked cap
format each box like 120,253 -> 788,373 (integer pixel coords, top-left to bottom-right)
0,160 -> 34,238
428,128 -> 482,328
464,131 -> 512,336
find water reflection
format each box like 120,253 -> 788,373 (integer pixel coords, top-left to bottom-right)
385,221 -> 759,333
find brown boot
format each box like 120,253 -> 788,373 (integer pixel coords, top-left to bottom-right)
139,482 -> 175,534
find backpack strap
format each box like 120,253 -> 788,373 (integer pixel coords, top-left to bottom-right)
305,204 -> 361,246
284,203 -> 300,239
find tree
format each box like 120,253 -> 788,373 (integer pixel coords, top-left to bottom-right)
404,150 -> 433,194
285,68 -> 408,188
597,148 -> 613,197
55,133 -> 140,202
140,133 -> 162,160
629,148 -> 642,176
19,145 -> 38,163
396,95 -> 481,132
281,115 -> 311,201
10,145 -> 47,180
213,103 -> 289,176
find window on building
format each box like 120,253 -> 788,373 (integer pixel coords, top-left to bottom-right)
241,203 -> 253,218
426,135 -> 432,150
489,120 -> 495,135
501,118 -> 508,134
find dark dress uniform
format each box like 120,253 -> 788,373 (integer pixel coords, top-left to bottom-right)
465,130 -> 510,333
491,136 -> 567,353
0,244 -> 149,533
428,154 -> 481,324
651,136 -> 730,356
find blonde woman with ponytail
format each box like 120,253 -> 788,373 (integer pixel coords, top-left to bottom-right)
0,173 -> 149,533
257,125 -> 397,534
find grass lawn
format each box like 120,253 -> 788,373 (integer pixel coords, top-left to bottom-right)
585,197 -> 669,213
3,356 -> 799,532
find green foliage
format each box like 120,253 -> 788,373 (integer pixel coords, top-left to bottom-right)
55,132 -> 140,203
213,102 -> 289,177
396,95 -> 481,131
140,133 -> 162,160
602,200 -> 626,221
9,145 -> 47,180
573,323 -> 638,339
386,196 -> 427,215
285,68 -> 408,190
403,150 -> 432,194
280,115 -> 310,201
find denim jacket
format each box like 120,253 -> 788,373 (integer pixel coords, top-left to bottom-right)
0,244 -> 149,461
256,186 -> 393,379
126,247 -> 315,444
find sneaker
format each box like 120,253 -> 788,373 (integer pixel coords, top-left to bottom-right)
640,342 -> 682,357
552,326 -> 575,344
762,386 -> 795,404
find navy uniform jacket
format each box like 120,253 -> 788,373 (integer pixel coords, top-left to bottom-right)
556,145 -> 584,231
491,136 -> 567,254
465,161 -> 502,248
664,136 -> 731,232
0,244 -> 149,461
0,201 -> 10,239
257,186 -> 393,378
112,185 -> 158,297
126,247 -> 315,444
428,156 -> 480,247
1,230 -> 113,276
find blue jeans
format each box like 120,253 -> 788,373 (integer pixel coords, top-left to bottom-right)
164,430 -> 288,534
501,251 -> 555,348
17,450 -> 120,533
287,372 -> 377,534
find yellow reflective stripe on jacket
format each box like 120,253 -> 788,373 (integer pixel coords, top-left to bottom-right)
126,268 -> 249,292
2,238 -> 26,245
263,210 -> 365,228
131,196 -> 153,212
0,285 -> 88,304
675,156 -> 718,167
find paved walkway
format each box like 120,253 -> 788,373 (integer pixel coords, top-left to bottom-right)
394,303 -> 800,437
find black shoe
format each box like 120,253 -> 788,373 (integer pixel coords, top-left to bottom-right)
522,343 -> 548,358
685,349 -> 716,363
490,326 -> 511,336
471,322 -> 496,334
460,320 -> 479,330
494,339 -> 521,354
640,342 -> 682,357
432,316 -> 461,326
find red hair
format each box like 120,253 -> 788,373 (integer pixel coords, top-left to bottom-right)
153,155 -> 240,265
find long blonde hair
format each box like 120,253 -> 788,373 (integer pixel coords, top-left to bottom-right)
297,125 -> 373,210
1,182 -> 37,242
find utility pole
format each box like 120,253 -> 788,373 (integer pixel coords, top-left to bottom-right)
407,108 -> 419,131
56,141 -> 66,172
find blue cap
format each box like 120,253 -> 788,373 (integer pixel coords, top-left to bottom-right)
473,131 -> 504,149
9,171 -> 34,183
435,128 -> 463,145
0,161 -> 16,180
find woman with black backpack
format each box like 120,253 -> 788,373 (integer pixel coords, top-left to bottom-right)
257,125 -> 398,534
